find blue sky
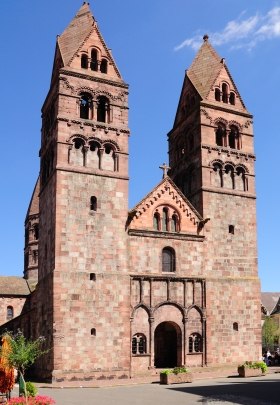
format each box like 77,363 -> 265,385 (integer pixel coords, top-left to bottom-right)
0,1 -> 279,291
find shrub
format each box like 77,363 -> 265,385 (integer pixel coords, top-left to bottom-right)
26,382 -> 37,397
240,361 -> 267,373
160,367 -> 189,375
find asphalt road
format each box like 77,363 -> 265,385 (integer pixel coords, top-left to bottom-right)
11,374 -> 280,405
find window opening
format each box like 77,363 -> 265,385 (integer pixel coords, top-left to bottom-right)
90,273 -> 96,281
90,196 -> 97,211
229,92 -> 235,105
100,59 -> 108,74
162,247 -> 175,272
222,83 -> 228,103
171,215 -> 177,232
132,334 -> 146,355
81,54 -> 88,69
91,328 -> 96,336
189,333 -> 202,353
34,224 -> 39,240
233,322 -> 238,331
7,306 -> 13,320
215,88 -> 221,101
153,213 -> 160,231
74,139 -> 83,149
229,225 -> 234,234
229,127 -> 236,149
90,49 -> 97,71
97,96 -> 108,123
162,208 -> 168,232
216,125 -> 225,147
80,93 -> 92,119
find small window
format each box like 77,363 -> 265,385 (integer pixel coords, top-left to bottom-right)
91,328 -> 96,336
229,92 -> 235,105
100,59 -> 108,74
162,208 -> 168,232
229,225 -> 234,235
34,224 -> 39,240
7,306 -> 13,320
162,247 -> 175,273
233,322 -> 238,331
189,333 -> 202,353
215,88 -> 220,101
90,49 -> 98,71
153,213 -> 160,231
97,96 -> 109,123
90,196 -> 97,211
80,93 -> 92,120
90,273 -> 96,281
216,124 -> 225,147
81,54 -> 88,69
222,83 -> 228,103
171,215 -> 177,232
132,333 -> 146,355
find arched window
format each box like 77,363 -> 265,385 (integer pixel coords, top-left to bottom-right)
90,196 -> 97,211
97,96 -> 109,123
91,328 -> 96,336
7,306 -> 13,320
100,59 -> 108,74
229,92 -> 235,105
171,215 -> 177,232
81,54 -> 88,69
233,322 -> 238,331
236,167 -> 246,191
212,163 -> 223,187
215,88 -> 221,101
229,225 -> 235,235
162,208 -> 168,231
224,165 -> 234,189
162,247 -> 175,272
153,213 -> 160,230
132,333 -> 146,355
222,83 -> 228,103
216,124 -> 225,146
229,126 -> 240,150
80,93 -> 92,119
34,224 -> 39,240
189,333 -> 202,353
90,49 -> 98,71
74,138 -> 83,150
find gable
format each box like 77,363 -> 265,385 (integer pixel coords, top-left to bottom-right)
207,64 -> 247,110
173,74 -> 201,127
128,177 -> 203,235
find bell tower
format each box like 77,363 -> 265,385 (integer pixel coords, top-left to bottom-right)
168,35 -> 260,362
36,2 -> 130,380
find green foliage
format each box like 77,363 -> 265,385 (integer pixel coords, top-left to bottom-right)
262,316 -> 279,348
241,361 -> 267,373
160,367 -> 189,375
0,331 -> 48,375
26,382 -> 37,397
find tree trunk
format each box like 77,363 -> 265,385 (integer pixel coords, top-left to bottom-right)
18,370 -> 27,404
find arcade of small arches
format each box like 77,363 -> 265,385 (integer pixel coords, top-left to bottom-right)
215,122 -> 242,150
211,160 -> 248,191
79,92 -> 111,123
80,48 -> 109,74
214,83 -> 236,106
153,206 -> 180,233
131,304 -> 205,368
69,137 -> 120,172
172,132 -> 195,164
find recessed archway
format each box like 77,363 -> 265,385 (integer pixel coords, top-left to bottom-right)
154,321 -> 181,368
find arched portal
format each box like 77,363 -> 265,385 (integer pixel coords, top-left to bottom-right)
154,321 -> 181,368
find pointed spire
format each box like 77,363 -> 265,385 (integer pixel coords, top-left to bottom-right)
58,2 -> 95,66
187,35 -> 222,99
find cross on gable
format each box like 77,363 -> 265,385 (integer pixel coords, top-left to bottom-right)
159,162 -> 170,179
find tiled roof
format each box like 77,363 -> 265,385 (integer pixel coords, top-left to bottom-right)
58,2 -> 94,66
25,175 -> 40,221
0,277 -> 31,296
187,37 -> 222,99
261,292 -> 280,315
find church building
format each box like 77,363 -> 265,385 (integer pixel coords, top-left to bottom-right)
0,3 -> 261,382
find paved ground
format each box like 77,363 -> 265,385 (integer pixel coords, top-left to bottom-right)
11,372 -> 280,405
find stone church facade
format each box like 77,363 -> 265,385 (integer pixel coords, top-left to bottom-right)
0,3 -> 261,382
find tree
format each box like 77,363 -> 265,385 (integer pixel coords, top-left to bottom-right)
0,331 -> 49,404
262,316 -> 279,349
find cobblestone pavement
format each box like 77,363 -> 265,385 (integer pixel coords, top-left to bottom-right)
11,372 -> 280,405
